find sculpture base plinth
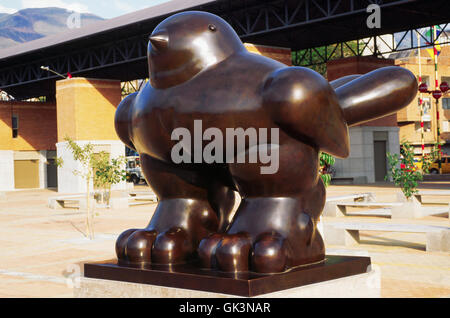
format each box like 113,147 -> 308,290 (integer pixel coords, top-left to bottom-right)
80,255 -> 377,297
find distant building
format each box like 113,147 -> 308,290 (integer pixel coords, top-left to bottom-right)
328,45 -> 450,183
0,100 -> 58,190
393,45 -> 450,157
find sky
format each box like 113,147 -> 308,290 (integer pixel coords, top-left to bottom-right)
0,0 -> 173,19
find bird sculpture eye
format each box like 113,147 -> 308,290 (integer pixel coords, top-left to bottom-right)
208,24 -> 217,32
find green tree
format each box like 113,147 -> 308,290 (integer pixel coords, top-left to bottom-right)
57,137 -> 128,238
57,137 -> 96,239
292,41 -> 360,77
92,152 -> 127,206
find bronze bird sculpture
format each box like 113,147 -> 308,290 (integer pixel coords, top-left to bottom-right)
114,11 -> 417,273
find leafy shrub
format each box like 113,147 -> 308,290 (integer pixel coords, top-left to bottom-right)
319,152 -> 335,187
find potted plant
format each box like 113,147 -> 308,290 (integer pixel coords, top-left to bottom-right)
385,141 -> 439,218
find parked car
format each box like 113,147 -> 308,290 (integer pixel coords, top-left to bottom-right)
429,156 -> 450,174
126,156 -> 146,184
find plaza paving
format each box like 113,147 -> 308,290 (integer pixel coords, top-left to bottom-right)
0,182 -> 449,298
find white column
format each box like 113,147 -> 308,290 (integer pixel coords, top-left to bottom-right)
56,140 -> 126,193
0,150 -> 14,191
39,150 -> 47,189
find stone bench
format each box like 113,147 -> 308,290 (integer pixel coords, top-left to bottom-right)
125,190 -> 156,197
413,191 -> 450,211
111,194 -> 158,209
323,200 -> 402,218
323,222 -> 450,252
48,194 -> 94,210
326,192 -> 376,203
394,191 -> 450,219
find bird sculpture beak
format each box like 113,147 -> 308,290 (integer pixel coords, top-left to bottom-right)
149,29 -> 169,50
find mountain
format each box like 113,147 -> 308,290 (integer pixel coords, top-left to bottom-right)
0,7 -> 104,49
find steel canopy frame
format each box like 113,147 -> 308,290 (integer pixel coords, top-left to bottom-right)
0,0 -> 449,100
293,23 -> 450,67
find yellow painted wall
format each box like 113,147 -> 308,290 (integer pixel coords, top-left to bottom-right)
399,122 -> 435,144
244,43 -> 292,66
56,77 -> 121,142
0,103 -> 11,150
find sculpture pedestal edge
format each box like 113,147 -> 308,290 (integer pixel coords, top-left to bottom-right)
78,255 -> 378,297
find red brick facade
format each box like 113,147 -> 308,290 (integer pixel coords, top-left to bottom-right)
0,101 -> 57,151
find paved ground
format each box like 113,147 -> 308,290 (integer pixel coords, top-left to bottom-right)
0,181 -> 449,298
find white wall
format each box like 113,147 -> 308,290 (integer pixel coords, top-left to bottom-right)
0,150 -> 14,191
56,140 -> 126,193
334,126 -> 400,183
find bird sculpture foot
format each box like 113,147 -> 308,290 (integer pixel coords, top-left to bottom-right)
115,198 -> 220,265
198,197 -> 325,274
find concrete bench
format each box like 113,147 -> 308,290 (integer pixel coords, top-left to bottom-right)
326,192 -> 376,203
48,194 -> 94,210
324,200 -> 402,218
126,190 -> 156,197
129,194 -> 158,206
341,208 -> 392,217
413,190 -> 450,204
111,194 -> 158,209
323,222 -> 450,252
324,193 -> 376,217
399,191 -> 450,218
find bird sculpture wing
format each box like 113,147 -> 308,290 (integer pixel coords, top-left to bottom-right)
331,66 -> 417,127
262,66 -> 417,159
262,67 -> 350,158
115,92 -> 138,151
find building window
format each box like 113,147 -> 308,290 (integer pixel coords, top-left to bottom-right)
418,97 -> 431,114
443,120 -> 450,132
12,114 -> 18,138
418,75 -> 430,86
415,121 -> 431,132
443,98 -> 450,110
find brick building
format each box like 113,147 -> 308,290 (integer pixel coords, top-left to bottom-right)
0,101 -> 57,190
394,45 -> 450,157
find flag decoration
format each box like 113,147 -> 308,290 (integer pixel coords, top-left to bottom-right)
431,26 -> 442,173
417,29 -> 425,158
425,26 -> 442,58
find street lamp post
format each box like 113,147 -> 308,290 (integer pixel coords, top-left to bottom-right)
40,66 -> 67,79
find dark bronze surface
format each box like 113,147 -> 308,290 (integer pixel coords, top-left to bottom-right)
84,255 -> 371,297
114,11 -> 417,273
